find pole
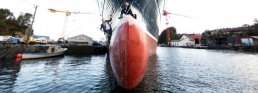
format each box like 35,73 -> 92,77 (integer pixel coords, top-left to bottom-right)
30,5 -> 38,30
61,14 -> 69,39
24,5 -> 38,43
165,12 -> 171,47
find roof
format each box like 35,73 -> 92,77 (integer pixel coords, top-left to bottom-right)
32,35 -> 50,39
171,40 -> 180,42
68,34 -> 92,40
251,36 -> 258,39
180,34 -> 192,39
191,34 -> 201,39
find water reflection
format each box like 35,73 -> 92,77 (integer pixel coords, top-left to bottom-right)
103,54 -> 161,93
0,59 -> 21,93
1,47 -> 258,92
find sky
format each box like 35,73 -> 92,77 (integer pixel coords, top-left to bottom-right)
162,0 -> 258,34
0,0 -> 258,40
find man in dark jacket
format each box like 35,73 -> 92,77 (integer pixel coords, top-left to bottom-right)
100,15 -> 112,44
118,1 -> 137,19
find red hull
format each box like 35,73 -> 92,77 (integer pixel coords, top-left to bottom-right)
109,16 -> 157,89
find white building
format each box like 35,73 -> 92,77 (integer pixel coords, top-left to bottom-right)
0,36 -> 12,42
170,34 -> 195,47
32,35 -> 50,43
241,37 -> 254,46
170,40 -> 181,46
67,34 -> 93,46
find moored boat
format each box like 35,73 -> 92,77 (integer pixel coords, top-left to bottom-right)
22,46 -> 67,60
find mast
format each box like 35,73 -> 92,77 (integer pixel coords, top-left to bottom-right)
23,5 -> 38,44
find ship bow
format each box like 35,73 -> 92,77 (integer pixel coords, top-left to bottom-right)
109,16 -> 148,89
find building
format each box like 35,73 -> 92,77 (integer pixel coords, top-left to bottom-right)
240,36 -> 258,46
170,40 -> 181,46
179,34 -> 195,46
191,34 -> 201,45
251,36 -> 258,45
170,34 -> 195,47
0,36 -> 12,42
32,35 -> 50,43
67,34 -> 93,46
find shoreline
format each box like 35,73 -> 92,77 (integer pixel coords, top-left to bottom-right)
162,45 -> 258,53
0,44 -> 108,59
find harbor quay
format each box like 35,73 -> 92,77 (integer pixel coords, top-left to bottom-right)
0,44 -> 107,59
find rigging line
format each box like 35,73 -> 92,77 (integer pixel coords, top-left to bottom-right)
155,0 -> 162,22
21,0 -> 38,7
63,26 -> 82,37
101,0 -> 106,17
163,0 -> 166,10
96,0 -> 101,16
21,0 -> 34,5
106,1 -> 114,15
114,0 -> 125,14
125,0 -> 136,14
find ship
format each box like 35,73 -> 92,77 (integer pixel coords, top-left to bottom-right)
96,0 -> 163,89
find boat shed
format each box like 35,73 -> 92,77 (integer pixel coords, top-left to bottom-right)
67,34 -> 93,46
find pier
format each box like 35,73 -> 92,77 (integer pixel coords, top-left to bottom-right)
0,44 -> 108,59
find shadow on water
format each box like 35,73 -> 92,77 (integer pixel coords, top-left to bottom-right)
1,47 -> 258,92
20,56 -> 64,65
101,54 -> 162,93
0,58 -> 21,93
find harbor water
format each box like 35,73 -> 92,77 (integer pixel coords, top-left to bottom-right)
1,47 -> 258,93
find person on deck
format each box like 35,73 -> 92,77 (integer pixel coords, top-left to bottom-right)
118,1 -> 137,19
100,15 -> 112,45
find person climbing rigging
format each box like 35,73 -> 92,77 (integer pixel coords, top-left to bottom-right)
118,1 -> 137,19
100,15 -> 113,45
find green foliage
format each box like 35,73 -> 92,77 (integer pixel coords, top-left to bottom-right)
17,13 -> 32,27
0,8 -> 33,37
201,31 -> 208,44
158,27 -> 177,44
201,18 -> 258,45
0,8 -> 13,20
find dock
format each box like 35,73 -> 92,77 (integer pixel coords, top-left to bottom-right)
0,44 -> 108,59
62,44 -> 108,55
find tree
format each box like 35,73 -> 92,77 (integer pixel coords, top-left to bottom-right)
0,9 -> 13,20
17,13 -> 32,28
201,31 -> 209,45
158,27 -> 177,44
0,8 -> 33,37
0,8 -> 14,35
253,18 -> 258,35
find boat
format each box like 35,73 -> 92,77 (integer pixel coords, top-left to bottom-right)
22,46 -> 67,60
96,0 -> 163,89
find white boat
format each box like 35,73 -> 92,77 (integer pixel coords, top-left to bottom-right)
22,46 -> 67,59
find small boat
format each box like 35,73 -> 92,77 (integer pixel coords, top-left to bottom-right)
22,46 -> 67,59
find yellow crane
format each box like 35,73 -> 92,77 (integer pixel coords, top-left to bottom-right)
48,8 -> 97,42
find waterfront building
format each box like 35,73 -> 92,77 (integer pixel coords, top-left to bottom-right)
0,36 -> 12,42
67,34 -> 93,46
240,36 -> 258,46
170,34 -> 195,47
170,40 -> 181,46
32,35 -> 50,44
251,36 -> 258,45
191,34 -> 202,45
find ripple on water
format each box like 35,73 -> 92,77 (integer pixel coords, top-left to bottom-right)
1,47 -> 258,92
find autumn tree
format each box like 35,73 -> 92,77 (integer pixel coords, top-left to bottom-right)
158,27 -> 177,44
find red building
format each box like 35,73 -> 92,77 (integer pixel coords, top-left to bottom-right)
191,34 -> 202,45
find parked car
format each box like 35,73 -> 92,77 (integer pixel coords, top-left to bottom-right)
20,38 -> 37,44
7,37 -> 21,44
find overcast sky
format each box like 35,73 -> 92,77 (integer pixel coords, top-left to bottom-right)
1,0 -> 258,40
